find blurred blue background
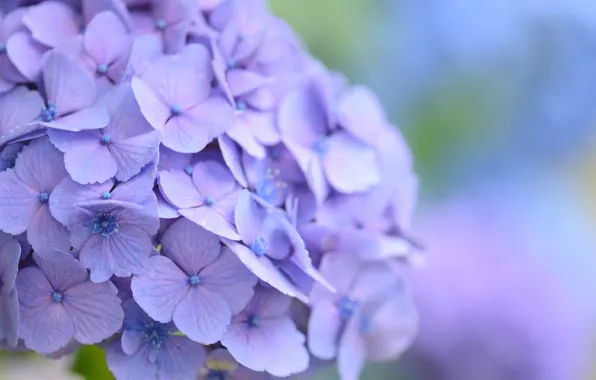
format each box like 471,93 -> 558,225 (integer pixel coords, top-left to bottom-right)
1,1 -> 596,379
269,1 -> 596,379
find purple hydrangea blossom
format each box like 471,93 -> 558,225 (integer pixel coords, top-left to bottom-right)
0,1 -> 418,378
0,137 -> 70,252
278,78 -> 381,202
132,218 -> 257,344
16,250 -> 124,354
221,286 -> 310,377
106,299 -> 206,380
49,167 -> 159,282
0,232 -> 21,348
132,45 -> 234,153
48,82 -> 160,184
308,253 -> 417,380
158,159 -> 241,240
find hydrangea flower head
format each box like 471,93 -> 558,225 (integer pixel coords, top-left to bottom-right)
0,1 -> 419,379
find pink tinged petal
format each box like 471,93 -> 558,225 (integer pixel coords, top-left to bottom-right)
222,239 -> 308,303
160,217 -> 221,274
26,205 -> 70,253
222,317 -> 309,377
131,76 -> 170,131
337,85 -> 386,145
22,2 -> 79,48
0,291 -> 19,347
5,32 -> 45,81
337,316 -> 366,380
63,281 -> 124,344
84,11 -> 131,65
200,246 -> 257,314
227,69 -> 273,98
16,267 -> 75,354
308,299 -> 342,359
179,206 -> 240,240
43,105 -> 110,132
323,132 -> 381,194
243,111 -> 280,145
191,160 -> 237,201
278,85 -> 327,147
48,129 -> 117,184
306,153 -> 329,204
364,294 -> 418,362
82,0 -> 133,29
227,116 -> 266,159
158,170 -> 202,209
141,54 -> 211,109
173,286 -> 231,344
234,190 -> 265,245
218,134 -> 248,188
42,51 -> 97,115
162,96 -> 234,153
131,255 -> 189,322
160,113 -> 210,153
14,137 -> 67,191
0,169 -> 38,234
0,87 -> 43,139
310,252 -> 360,304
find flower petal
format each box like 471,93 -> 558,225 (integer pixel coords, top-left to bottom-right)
26,204 -> 70,253
180,206 -> 240,240
160,217 -> 221,274
131,255 -> 188,323
22,2 -> 79,48
0,169 -> 38,234
173,286 -> 231,344
0,290 -> 19,347
63,280 -> 124,344
323,132 -> 380,194
42,51 -> 96,115
191,160 -> 237,201
200,246 -> 257,314
48,129 -> 118,184
158,169 -> 202,209
307,299 -> 341,360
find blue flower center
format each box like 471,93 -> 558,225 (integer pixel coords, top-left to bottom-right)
247,315 -> 260,328
155,18 -> 167,31
143,322 -> 168,349
204,196 -> 215,206
101,191 -> 112,200
39,191 -> 49,204
183,165 -> 193,176
0,44 -> 6,54
38,103 -> 57,122
207,370 -> 228,380
188,275 -> 201,286
235,100 -> 247,111
92,212 -> 119,238
338,296 -> 359,320
101,134 -> 112,145
251,237 -> 268,257
96,63 -> 108,76
312,137 -> 329,156
170,104 -> 182,117
51,291 -> 63,302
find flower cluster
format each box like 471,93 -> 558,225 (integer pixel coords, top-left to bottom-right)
0,1 -> 418,379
